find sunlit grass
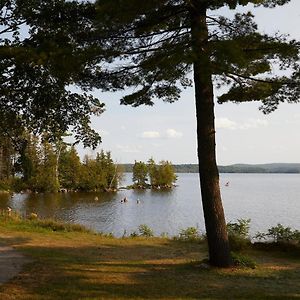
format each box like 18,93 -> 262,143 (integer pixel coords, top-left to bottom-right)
0,215 -> 299,299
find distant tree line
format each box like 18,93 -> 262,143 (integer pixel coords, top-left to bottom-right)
132,159 -> 177,189
122,164 -> 300,174
0,134 -> 122,192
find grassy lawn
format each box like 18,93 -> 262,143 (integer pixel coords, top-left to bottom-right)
0,217 -> 299,299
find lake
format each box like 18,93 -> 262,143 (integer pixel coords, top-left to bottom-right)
0,173 -> 299,237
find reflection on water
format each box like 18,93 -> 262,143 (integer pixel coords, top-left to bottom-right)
0,173 -> 299,236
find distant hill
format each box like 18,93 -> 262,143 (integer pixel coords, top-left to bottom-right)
120,163 -> 300,174
219,163 -> 300,173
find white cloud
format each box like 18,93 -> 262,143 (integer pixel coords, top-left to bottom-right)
116,144 -> 141,153
239,119 -> 268,129
165,128 -> 183,138
215,118 -> 237,130
140,129 -> 183,139
216,118 -> 268,130
141,131 -> 161,139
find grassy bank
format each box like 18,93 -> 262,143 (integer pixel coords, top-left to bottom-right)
0,216 -> 300,299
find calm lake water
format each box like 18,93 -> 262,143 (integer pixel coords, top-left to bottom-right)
0,173 -> 299,236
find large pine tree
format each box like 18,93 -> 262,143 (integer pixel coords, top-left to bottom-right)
82,0 -> 300,267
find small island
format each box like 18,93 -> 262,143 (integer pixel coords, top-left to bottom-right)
129,158 -> 177,190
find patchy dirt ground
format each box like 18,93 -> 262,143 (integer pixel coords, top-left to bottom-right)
0,245 -> 30,285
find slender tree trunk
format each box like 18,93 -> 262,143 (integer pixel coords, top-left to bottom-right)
190,1 -> 232,267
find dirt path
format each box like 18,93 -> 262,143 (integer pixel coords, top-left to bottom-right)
0,245 -> 30,284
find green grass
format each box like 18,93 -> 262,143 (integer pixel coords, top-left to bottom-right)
0,215 -> 300,299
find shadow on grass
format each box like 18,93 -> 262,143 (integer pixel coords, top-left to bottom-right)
0,236 -> 31,248
0,237 -> 300,299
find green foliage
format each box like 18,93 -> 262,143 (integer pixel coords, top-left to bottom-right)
130,158 -> 177,189
129,231 -> 139,238
0,179 -> 12,191
59,146 -> 82,190
138,224 -> 154,237
227,219 -> 251,238
255,224 -> 300,244
227,219 -> 251,251
0,1 -> 104,147
78,150 -> 121,192
0,209 -> 90,233
31,219 -> 90,233
155,161 -> 177,188
231,252 -> 256,269
177,227 -> 203,241
0,133 -> 121,192
132,160 -> 148,188
90,0 -> 300,112
0,136 -> 15,182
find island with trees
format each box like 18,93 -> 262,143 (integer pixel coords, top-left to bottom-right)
131,159 -> 177,189
0,134 -> 178,193
0,134 -> 122,193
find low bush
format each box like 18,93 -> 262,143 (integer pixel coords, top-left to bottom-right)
231,252 -> 256,269
227,219 -> 251,251
138,224 -> 154,237
176,227 -> 203,242
255,223 -> 300,244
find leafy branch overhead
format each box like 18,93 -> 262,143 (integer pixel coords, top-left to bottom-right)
82,0 -> 299,112
0,0 -> 104,147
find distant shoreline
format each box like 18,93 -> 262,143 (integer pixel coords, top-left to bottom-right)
121,163 -> 300,174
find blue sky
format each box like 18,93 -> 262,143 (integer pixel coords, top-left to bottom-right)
79,1 -> 300,165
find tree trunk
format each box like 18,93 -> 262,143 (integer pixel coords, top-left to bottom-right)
190,1 -> 232,267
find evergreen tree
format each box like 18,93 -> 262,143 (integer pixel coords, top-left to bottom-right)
0,136 -> 15,188
147,158 -> 159,188
87,0 -> 300,267
59,146 -> 82,190
103,151 -> 120,190
36,139 -> 59,192
78,155 -> 95,191
132,160 -> 148,188
147,158 -> 177,188
157,161 -> 177,188
78,151 -> 120,192
21,134 -> 40,185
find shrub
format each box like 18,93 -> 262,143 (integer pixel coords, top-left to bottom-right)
130,231 -> 139,238
0,179 -> 12,191
160,232 -> 169,238
227,219 -> 251,238
227,219 -> 251,251
255,224 -> 300,244
177,227 -> 202,241
138,224 -> 154,237
231,252 -> 256,269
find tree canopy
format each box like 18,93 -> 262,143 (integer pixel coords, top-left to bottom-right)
0,0 -> 104,147
86,0 -> 299,110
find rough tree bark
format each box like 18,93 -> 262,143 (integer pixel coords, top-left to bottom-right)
190,1 -> 232,267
